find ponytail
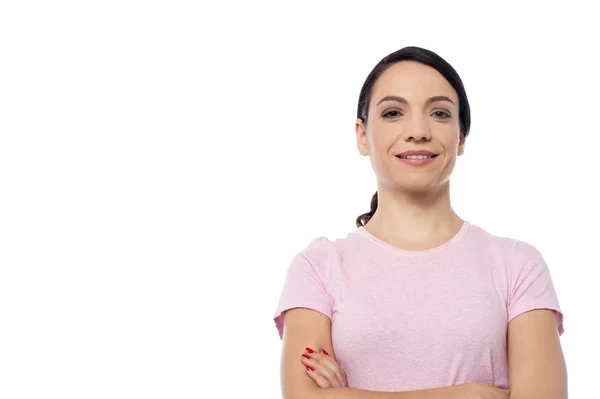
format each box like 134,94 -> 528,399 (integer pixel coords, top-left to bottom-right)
355,191 -> 378,228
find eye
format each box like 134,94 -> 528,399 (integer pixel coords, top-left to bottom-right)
432,110 -> 451,119
382,110 -> 403,119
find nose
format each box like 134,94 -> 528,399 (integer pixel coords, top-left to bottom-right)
404,118 -> 432,142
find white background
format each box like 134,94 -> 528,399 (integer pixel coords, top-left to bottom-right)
1,1 -> 598,398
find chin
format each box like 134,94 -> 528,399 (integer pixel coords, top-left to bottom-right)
399,183 -> 436,193
397,176 -> 446,190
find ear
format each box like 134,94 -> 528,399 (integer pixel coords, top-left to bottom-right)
457,132 -> 466,156
355,118 -> 369,156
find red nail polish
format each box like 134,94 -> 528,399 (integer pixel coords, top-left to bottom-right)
302,354 -> 310,360
305,347 -> 315,353
306,366 -> 314,372
321,349 -> 329,356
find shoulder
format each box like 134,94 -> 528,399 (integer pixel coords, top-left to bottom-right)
294,231 -> 353,281
288,235 -> 337,283
299,235 -> 338,262
471,225 -> 541,263
468,222 -> 545,268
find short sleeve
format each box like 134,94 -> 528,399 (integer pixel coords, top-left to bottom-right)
507,240 -> 564,335
273,237 -> 334,340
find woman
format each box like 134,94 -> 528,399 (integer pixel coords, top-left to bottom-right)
273,46 -> 567,399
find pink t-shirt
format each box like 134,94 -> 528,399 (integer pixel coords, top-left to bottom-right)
273,220 -> 564,392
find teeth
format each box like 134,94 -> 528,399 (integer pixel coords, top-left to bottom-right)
400,155 -> 434,159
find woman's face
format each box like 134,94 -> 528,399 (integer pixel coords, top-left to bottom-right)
355,61 -> 465,193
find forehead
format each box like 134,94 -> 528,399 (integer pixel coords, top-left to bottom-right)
372,61 -> 458,104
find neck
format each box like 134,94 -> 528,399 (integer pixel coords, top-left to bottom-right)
364,181 -> 463,244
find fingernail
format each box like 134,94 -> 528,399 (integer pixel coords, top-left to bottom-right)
321,349 -> 329,356
302,354 -> 310,359
305,347 -> 315,353
306,366 -> 314,372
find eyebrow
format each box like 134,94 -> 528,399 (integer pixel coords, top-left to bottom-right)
376,95 -> 456,107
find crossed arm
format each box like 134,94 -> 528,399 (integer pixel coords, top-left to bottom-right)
506,308 -> 567,399
280,308 -> 567,399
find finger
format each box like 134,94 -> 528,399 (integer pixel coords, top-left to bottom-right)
301,353 -> 344,388
317,350 -> 347,387
341,368 -> 348,387
301,355 -> 330,388
305,365 -> 332,388
303,350 -> 344,388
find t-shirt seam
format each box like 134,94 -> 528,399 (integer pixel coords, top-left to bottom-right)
300,248 -> 334,310
356,221 -> 471,258
505,239 -> 518,322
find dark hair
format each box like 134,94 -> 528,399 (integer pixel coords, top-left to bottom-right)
355,46 -> 471,228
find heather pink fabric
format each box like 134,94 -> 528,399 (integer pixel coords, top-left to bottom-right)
273,220 -> 564,392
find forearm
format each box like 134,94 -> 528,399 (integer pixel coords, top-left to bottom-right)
314,385 -> 461,399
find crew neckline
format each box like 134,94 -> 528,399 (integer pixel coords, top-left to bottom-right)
356,219 -> 471,257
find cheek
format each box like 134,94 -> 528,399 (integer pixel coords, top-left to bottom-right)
369,139 -> 395,163
440,131 -> 461,151
368,126 -> 396,152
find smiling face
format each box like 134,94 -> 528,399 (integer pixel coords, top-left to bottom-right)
355,61 -> 465,193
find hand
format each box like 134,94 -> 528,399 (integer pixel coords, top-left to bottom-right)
300,347 -> 348,388
453,382 -> 510,399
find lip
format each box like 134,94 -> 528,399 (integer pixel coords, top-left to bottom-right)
396,154 -> 438,166
397,150 -> 438,156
